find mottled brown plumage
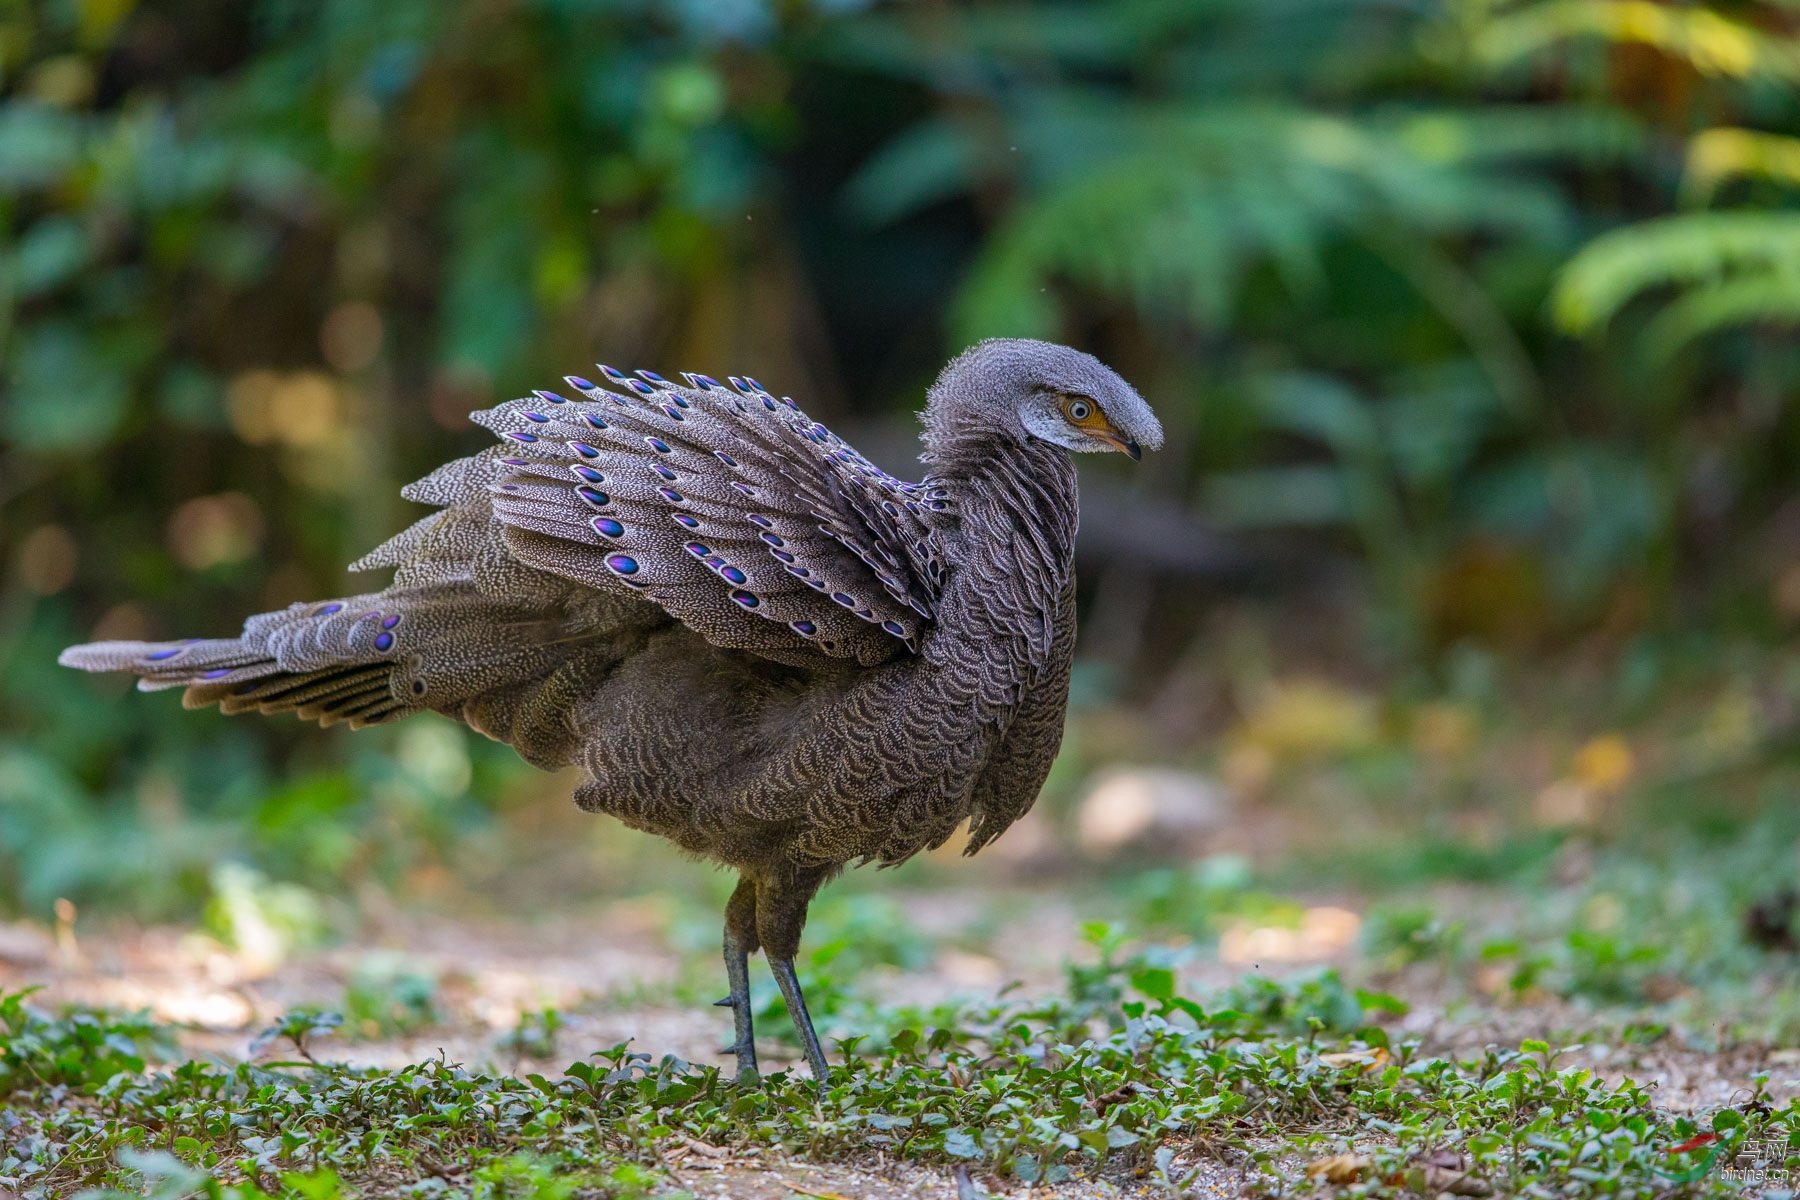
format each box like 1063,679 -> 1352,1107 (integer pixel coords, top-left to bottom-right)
60,338 -> 1162,1088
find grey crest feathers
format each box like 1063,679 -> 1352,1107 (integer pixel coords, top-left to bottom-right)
59,340 -> 1156,958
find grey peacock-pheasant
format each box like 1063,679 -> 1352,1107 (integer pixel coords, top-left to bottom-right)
61,338 -> 1162,1088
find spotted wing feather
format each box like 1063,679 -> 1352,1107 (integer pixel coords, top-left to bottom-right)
467,373 -> 950,668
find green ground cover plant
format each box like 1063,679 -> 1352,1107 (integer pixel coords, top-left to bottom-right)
1,931 -> 1790,1200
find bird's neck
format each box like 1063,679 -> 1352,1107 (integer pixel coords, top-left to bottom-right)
932,435 -> 1079,648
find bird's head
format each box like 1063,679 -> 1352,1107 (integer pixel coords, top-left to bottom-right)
923,338 -> 1164,463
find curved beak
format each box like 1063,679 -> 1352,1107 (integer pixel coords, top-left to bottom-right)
1094,429 -> 1143,461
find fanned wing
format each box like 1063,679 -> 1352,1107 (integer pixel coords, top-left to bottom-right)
431,369 -> 952,668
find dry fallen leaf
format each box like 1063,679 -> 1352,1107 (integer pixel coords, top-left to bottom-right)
1305,1152 -> 1371,1184
1318,1046 -> 1391,1073
1404,1149 -> 1492,1196
780,1181 -> 853,1200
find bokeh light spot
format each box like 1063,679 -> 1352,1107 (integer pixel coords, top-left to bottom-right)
167,493 -> 265,570
16,524 -> 78,595
320,301 -> 384,372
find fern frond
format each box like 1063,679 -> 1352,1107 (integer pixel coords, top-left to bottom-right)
1639,271 -> 1800,364
1682,128 -> 1800,206
840,117 -> 983,226
1552,212 -> 1800,333
1473,1 -> 1800,82
1389,103 -> 1646,167
950,102 -> 1573,338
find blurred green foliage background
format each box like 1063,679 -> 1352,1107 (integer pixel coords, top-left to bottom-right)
6,0 -> 1800,921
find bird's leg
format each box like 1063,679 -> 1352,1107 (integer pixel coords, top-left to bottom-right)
770,956 -> 829,1094
756,868 -> 832,1095
718,876 -> 759,1079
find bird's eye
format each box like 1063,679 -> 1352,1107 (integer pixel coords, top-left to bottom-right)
1059,393 -> 1105,429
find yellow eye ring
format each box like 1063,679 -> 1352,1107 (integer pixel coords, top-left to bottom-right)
1060,393 -> 1105,429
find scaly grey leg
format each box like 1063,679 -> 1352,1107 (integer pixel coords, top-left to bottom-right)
770,956 -> 829,1095
718,928 -> 758,1079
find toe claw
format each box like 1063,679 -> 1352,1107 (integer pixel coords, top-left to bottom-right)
714,995 -> 735,1007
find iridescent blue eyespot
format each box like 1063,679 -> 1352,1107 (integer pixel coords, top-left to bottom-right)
883,621 -> 905,636
832,593 -> 856,607
382,614 -> 401,629
646,437 -> 671,454
584,413 -> 608,429
523,411 -> 550,423
771,549 -> 796,563
571,442 -> 600,458
747,514 -> 773,528
606,554 -> 639,575
762,396 -> 777,411
730,589 -> 758,608
720,566 -> 747,584
506,432 -> 538,443
572,465 -> 604,483
761,532 -> 784,546
502,457 -> 529,466
566,376 -> 595,391
375,632 -> 394,651
669,394 -> 690,408
593,518 -> 624,538
672,513 -> 700,528
653,464 -> 677,480
663,405 -> 685,421
629,380 -> 655,395
202,668 -> 232,679
317,603 -> 345,615
731,482 -> 756,497
534,390 -> 567,404
791,621 -> 816,636
600,364 -> 629,382
657,487 -> 683,503
576,486 -> 610,507
715,451 -> 737,467
685,542 -> 711,556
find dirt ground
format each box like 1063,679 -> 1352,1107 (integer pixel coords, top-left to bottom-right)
3,874 -> 1795,1197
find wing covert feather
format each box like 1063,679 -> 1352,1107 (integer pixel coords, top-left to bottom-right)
409,372 -> 953,668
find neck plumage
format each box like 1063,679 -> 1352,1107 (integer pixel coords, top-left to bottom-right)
923,427 -> 1078,665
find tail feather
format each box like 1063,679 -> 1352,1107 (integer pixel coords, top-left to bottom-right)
61,477 -> 653,754
60,634 -> 412,731
59,589 -> 415,730
58,579 -> 633,752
